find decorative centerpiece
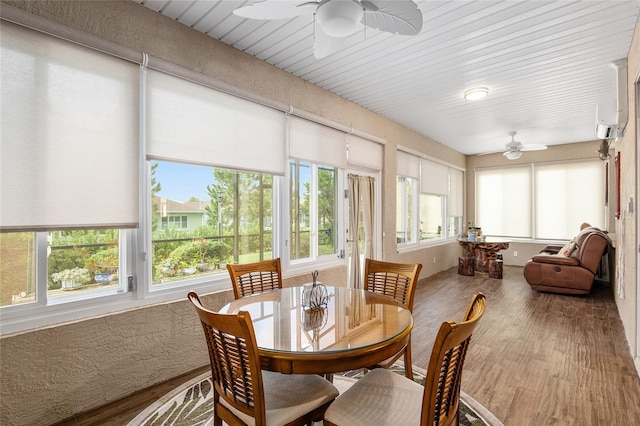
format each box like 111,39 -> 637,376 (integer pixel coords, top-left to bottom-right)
302,305 -> 328,332
302,270 -> 328,310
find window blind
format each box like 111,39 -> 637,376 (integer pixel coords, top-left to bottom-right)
420,159 -> 448,195
476,167 -> 532,238
0,21 -> 139,232
534,160 -> 604,239
146,69 -> 286,175
448,168 -> 464,217
289,116 -> 347,168
396,151 -> 420,179
347,134 -> 382,170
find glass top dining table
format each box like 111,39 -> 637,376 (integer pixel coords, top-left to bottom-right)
218,285 -> 413,375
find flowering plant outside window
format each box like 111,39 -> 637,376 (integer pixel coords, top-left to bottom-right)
51,267 -> 91,284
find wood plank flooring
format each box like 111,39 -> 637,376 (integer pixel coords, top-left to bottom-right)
411,266 -> 640,425
56,266 -> 640,425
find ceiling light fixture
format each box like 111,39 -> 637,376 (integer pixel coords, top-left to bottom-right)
316,0 -> 364,38
464,87 -> 489,101
504,150 -> 522,160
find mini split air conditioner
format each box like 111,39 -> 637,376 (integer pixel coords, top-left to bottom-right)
595,58 -> 628,140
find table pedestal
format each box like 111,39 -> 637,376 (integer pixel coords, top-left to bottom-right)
458,239 -> 509,277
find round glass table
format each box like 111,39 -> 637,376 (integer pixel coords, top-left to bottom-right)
219,285 -> 413,375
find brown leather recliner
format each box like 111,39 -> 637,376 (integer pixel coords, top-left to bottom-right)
524,227 -> 609,295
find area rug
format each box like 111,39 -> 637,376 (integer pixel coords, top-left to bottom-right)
128,363 -> 502,426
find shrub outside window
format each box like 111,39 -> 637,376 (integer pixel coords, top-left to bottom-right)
151,161 -> 274,285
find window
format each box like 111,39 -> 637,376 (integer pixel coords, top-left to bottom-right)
162,216 -> 188,229
396,176 -> 417,244
534,160 -> 604,239
289,160 -> 338,261
476,160 -> 604,240
1,21 -> 136,314
0,230 -> 124,308
476,166 -> 532,238
396,150 -> 463,248
420,194 -> 444,240
151,161 -> 274,286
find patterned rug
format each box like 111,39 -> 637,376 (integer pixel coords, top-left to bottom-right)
128,363 -> 502,426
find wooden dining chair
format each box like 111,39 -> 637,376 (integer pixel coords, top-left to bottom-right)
226,258 -> 283,299
363,258 -> 422,379
187,291 -> 339,426
324,292 -> 486,426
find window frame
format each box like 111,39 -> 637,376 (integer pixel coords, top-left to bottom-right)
396,150 -> 463,251
285,159 -> 344,274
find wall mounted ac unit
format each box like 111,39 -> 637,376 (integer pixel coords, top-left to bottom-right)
595,58 -> 628,140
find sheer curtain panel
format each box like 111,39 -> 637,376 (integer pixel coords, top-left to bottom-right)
0,22 -> 139,231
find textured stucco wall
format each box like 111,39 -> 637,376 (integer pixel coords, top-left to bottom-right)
0,1 -> 465,424
614,15 -> 638,364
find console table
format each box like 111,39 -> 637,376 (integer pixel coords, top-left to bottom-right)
457,237 -> 510,278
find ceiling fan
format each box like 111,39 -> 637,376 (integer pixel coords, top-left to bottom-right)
233,0 -> 423,58
503,131 -> 547,160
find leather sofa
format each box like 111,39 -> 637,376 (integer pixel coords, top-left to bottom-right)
524,227 -> 609,295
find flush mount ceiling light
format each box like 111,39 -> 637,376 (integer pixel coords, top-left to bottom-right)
464,87 -> 489,101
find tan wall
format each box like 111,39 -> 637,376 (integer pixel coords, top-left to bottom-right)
615,15 -> 639,364
0,1 -> 464,425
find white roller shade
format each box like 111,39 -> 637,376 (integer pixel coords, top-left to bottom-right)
289,116 -> 347,167
420,159 -> 448,195
146,69 -> 286,175
535,160 -> 604,239
1,22 -> 139,232
448,168 -> 464,217
347,134 -> 383,170
476,167 -> 532,238
396,151 -> 420,179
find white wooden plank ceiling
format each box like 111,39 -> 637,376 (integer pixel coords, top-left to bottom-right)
135,0 -> 639,155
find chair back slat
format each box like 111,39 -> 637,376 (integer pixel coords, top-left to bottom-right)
188,291 -> 267,423
227,258 -> 283,299
364,259 -> 422,310
422,292 -> 486,426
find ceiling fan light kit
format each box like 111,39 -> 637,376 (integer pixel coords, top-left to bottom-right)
464,87 -> 489,101
502,131 -> 547,160
316,0 -> 364,37
504,150 -> 522,160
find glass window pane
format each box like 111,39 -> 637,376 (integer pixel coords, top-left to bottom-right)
0,232 -> 36,306
318,165 -> 337,256
290,161 -> 311,260
151,160 -> 273,285
396,176 -> 415,243
420,194 -> 443,240
48,230 -> 120,298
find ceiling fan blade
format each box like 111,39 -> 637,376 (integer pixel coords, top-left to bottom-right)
519,144 -> 548,152
313,18 -> 349,59
234,0 -> 317,20
362,0 -> 423,35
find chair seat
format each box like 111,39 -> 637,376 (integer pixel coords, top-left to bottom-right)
324,368 -> 423,426
222,371 -> 339,426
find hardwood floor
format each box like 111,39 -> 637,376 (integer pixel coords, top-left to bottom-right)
56,266 -> 640,425
411,266 -> 640,426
